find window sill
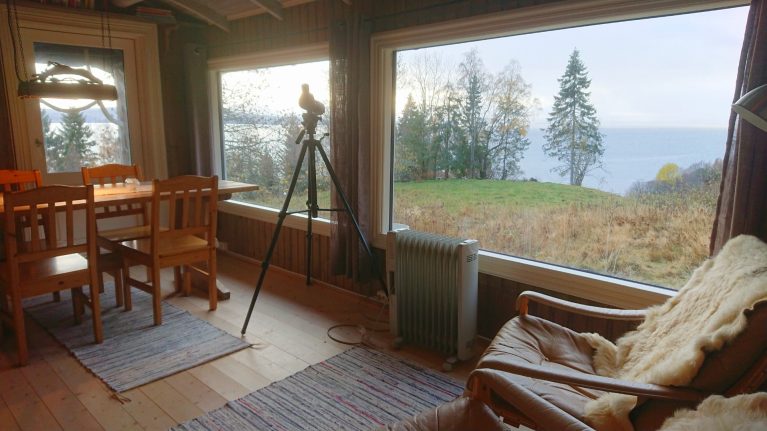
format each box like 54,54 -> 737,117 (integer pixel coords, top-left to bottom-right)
479,250 -> 674,309
219,200 -> 331,237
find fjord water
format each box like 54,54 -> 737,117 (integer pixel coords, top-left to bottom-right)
521,128 -> 727,195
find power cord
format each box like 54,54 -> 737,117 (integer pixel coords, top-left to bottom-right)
326,292 -> 389,346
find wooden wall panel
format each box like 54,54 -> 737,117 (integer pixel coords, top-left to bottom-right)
203,0 -> 565,60
218,212 -> 362,295
478,273 -> 640,342
206,0 -> 330,60
368,0 -> 557,33
0,47 -> 16,169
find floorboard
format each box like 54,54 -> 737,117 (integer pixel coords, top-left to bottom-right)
0,253 -> 493,430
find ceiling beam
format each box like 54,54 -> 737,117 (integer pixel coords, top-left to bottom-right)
247,0 -> 284,20
157,0 -> 230,32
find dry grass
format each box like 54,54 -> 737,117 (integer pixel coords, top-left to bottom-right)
394,183 -> 717,289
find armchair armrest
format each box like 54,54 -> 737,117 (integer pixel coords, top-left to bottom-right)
516,291 -> 646,321
473,359 -> 708,402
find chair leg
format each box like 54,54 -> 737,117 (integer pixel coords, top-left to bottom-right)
174,266 -> 183,294
208,250 -> 217,311
12,295 -> 28,366
71,287 -> 84,324
89,284 -> 103,344
151,265 -> 162,326
123,260 -> 133,312
97,272 -> 105,294
52,291 -> 61,302
183,266 -> 192,296
112,269 -> 124,308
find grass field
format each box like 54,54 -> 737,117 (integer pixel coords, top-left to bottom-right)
234,178 -> 715,289
393,179 -> 716,289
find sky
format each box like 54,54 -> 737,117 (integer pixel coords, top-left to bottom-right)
222,61 -> 330,115
397,6 -> 750,129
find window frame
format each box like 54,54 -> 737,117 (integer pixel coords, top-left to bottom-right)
370,0 -> 747,308
0,4 -> 167,182
208,42 -> 331,236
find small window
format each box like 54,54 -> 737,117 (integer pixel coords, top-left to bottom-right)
34,42 -> 131,173
219,60 -> 330,213
390,7 -> 748,289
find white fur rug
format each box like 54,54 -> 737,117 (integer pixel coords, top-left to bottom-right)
659,393 -> 767,431
581,235 -> 767,430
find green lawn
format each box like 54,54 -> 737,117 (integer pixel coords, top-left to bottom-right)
394,179 -> 618,212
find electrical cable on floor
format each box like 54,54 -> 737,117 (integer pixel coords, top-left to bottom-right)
326,293 -> 389,346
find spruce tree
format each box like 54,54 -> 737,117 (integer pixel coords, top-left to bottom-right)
543,49 -> 604,186
55,110 -> 96,172
395,94 -> 428,181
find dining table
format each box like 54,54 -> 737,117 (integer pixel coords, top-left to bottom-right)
1,179 -> 259,301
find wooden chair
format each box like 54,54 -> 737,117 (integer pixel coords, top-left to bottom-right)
0,185 -> 102,366
119,175 -> 218,325
0,169 -> 42,192
0,169 -> 60,302
82,164 -> 149,307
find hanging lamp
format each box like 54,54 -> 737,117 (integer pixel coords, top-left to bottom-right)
17,61 -> 118,100
6,0 -> 118,100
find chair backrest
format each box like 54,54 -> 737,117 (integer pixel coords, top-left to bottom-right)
150,175 -> 218,253
82,164 -> 147,222
1,169 -> 43,261
0,169 -> 42,192
3,185 -> 97,288
630,300 -> 767,430
81,164 -> 142,186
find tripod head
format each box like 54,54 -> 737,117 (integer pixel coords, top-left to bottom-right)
298,83 -> 324,137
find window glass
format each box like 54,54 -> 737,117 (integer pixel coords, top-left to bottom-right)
220,60 -> 330,213
391,7 -> 748,289
34,42 -> 130,173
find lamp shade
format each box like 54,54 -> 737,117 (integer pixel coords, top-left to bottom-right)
732,83 -> 767,132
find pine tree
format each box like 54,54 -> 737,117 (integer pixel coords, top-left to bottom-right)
543,49 -> 604,186
54,110 -> 97,172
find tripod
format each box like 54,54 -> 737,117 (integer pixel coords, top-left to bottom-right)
241,111 -> 382,335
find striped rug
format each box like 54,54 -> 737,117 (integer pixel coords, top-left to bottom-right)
174,347 -> 464,430
25,289 -> 250,392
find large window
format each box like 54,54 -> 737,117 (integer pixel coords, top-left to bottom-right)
219,60 -> 330,213
387,5 -> 748,290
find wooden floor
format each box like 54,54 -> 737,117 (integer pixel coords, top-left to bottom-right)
0,253 -> 484,431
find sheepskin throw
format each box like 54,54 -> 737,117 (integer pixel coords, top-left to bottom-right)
659,393 -> 767,431
582,235 -> 767,431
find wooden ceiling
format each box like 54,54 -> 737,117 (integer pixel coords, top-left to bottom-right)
113,0 -> 349,32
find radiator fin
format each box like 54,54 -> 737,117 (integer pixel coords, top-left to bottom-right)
394,230 -> 465,356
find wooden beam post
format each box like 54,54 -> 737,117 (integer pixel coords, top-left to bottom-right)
247,0 -> 284,21
158,0 -> 231,32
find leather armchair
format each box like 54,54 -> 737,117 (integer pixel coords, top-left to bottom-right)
466,291 -> 767,431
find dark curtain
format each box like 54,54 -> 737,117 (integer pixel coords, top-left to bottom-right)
184,43 -> 213,176
711,0 -> 767,254
329,4 -> 374,290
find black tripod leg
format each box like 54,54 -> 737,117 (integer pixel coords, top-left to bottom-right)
241,142 -> 309,335
306,142 -> 317,285
316,144 -> 386,288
